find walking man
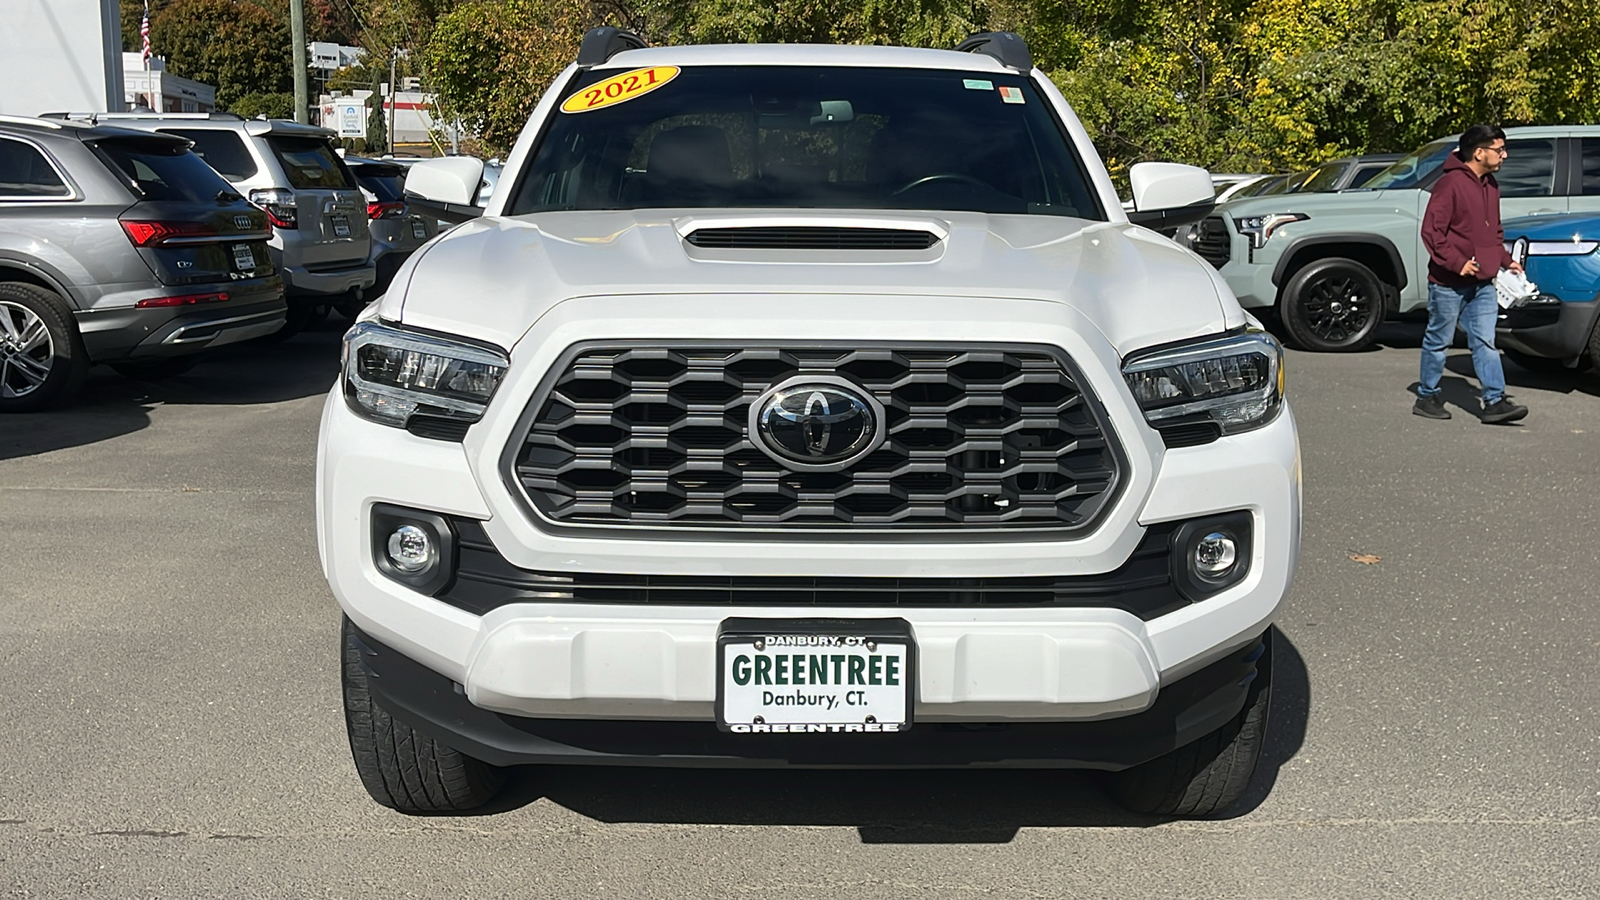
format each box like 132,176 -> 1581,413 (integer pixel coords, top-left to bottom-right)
1413,124 -> 1528,424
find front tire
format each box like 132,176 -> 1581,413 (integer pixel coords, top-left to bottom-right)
0,281 -> 89,413
342,617 -> 506,813
1107,634 -> 1272,817
1279,258 -> 1386,352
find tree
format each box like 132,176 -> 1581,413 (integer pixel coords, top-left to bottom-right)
147,0 -> 295,109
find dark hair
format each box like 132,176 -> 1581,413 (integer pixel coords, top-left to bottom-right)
1458,124 -> 1507,160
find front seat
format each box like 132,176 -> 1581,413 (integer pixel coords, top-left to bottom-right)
639,125 -> 734,206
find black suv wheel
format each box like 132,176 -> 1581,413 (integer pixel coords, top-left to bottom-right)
1280,257 -> 1385,352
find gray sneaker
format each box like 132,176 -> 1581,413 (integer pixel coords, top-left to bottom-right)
1412,394 -> 1450,420
1481,398 -> 1528,424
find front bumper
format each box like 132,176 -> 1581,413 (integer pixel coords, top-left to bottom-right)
318,294 -> 1301,728
1497,297 -> 1600,362
352,622 -> 1269,770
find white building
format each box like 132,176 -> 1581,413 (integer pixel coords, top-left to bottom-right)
318,90 -> 449,148
3,0 -> 124,116
122,54 -> 216,113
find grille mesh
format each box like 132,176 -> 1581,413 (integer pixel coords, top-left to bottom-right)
1191,217 -> 1231,269
508,345 -> 1120,530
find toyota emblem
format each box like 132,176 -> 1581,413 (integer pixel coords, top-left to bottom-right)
750,376 -> 885,470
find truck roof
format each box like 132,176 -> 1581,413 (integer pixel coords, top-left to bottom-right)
593,43 -> 1019,73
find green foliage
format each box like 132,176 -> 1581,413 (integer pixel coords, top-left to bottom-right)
148,0 -> 294,108
228,92 -> 297,119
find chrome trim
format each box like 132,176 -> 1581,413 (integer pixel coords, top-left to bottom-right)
161,309 -> 286,345
0,134 -> 81,203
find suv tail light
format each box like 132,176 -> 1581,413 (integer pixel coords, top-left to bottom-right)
121,220 -> 216,247
135,291 -> 231,309
367,200 -> 406,220
249,188 -> 298,229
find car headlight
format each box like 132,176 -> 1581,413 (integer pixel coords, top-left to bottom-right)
1122,331 -> 1284,436
1234,213 -> 1307,249
342,321 -> 509,435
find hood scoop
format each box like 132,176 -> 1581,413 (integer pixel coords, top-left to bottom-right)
684,226 -> 941,250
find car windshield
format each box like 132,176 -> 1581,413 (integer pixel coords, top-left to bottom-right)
93,137 -> 236,202
509,65 -> 1104,219
1296,161 -> 1347,193
267,136 -> 356,190
1358,140 -> 1454,191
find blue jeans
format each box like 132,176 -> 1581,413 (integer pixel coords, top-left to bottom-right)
1418,281 -> 1505,405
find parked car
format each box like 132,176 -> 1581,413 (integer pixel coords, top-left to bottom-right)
475,159 -> 504,209
1216,174 -> 1277,203
1286,153 -> 1405,194
322,29 -> 1299,819
0,115 -> 283,411
57,113 -> 376,336
1188,126 -> 1600,351
1498,212 -> 1600,372
342,156 -> 438,310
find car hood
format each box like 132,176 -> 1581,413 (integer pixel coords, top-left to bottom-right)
384,210 -> 1244,354
1502,212 -> 1600,242
1219,187 -> 1414,218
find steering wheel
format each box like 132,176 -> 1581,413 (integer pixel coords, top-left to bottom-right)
891,173 -> 994,196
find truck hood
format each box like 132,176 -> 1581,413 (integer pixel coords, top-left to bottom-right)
1219,187 -> 1415,219
384,210 -> 1243,355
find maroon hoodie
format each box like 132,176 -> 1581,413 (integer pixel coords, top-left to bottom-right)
1422,153 -> 1512,287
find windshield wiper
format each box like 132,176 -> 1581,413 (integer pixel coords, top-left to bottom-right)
216,189 -> 243,202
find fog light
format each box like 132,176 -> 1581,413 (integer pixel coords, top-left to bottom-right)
386,524 -> 434,574
1194,532 -> 1237,579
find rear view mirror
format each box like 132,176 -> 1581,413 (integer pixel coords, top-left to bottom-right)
404,157 -> 486,225
1127,162 -> 1216,230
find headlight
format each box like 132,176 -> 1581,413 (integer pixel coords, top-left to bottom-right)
1234,213 -> 1307,249
342,321 -> 509,435
1122,331 -> 1284,436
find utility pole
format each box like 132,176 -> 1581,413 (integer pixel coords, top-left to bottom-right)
290,0 -> 308,123
387,49 -> 398,155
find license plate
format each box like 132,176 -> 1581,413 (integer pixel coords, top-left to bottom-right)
231,243 -> 254,270
717,618 -> 914,734
411,220 -> 427,239
331,215 -> 351,237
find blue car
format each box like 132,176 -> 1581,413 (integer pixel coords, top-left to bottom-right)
1499,213 -> 1600,372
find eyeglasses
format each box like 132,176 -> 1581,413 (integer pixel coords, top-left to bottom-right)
1479,145 -> 1509,157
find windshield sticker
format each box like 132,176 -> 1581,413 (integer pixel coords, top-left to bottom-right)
561,66 -> 680,114
998,86 -> 1025,104
963,79 -> 994,91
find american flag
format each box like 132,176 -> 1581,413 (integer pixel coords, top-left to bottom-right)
140,1 -> 151,64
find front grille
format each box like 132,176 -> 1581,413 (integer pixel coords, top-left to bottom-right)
443,519 -> 1186,620
685,226 -> 940,250
1191,217 -> 1231,269
507,344 -> 1122,531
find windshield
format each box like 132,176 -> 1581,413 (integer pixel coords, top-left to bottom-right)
1296,161 -> 1347,193
509,66 -> 1103,219
1359,140 -> 1454,191
267,136 -> 357,190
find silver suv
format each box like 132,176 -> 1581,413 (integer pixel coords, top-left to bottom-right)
0,115 -> 284,411
72,113 -> 376,336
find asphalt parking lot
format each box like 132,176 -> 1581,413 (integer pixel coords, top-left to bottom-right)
2,319 -> 1597,899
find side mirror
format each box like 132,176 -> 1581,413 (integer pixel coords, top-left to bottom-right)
404,157 -> 486,224
1127,162 -> 1217,230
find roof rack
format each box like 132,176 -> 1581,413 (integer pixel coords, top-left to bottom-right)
38,111 -> 244,123
576,26 -> 649,68
955,32 -> 1032,72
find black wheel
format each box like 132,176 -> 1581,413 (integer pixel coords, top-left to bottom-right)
0,281 -> 89,413
1279,258 -> 1386,352
110,356 -> 199,380
342,617 -> 506,813
1502,348 -> 1572,375
1107,634 -> 1272,817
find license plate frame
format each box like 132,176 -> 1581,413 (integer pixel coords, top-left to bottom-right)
231,243 -> 255,271
331,214 -> 351,237
716,617 -> 915,734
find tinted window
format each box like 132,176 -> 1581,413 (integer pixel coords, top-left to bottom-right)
0,138 -> 70,198
350,165 -> 406,201
267,136 -> 355,189
1296,162 -> 1347,193
511,66 -> 1103,219
1579,138 -> 1600,195
1362,140 -> 1454,191
159,128 -> 258,181
1348,164 -> 1388,188
1495,139 -> 1556,197
93,138 -> 234,201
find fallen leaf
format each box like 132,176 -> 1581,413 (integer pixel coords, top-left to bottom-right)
1348,552 -> 1382,565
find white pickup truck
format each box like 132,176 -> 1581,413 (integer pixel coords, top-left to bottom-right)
318,29 -> 1300,817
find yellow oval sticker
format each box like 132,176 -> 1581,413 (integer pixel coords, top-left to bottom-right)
560,66 -> 680,114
